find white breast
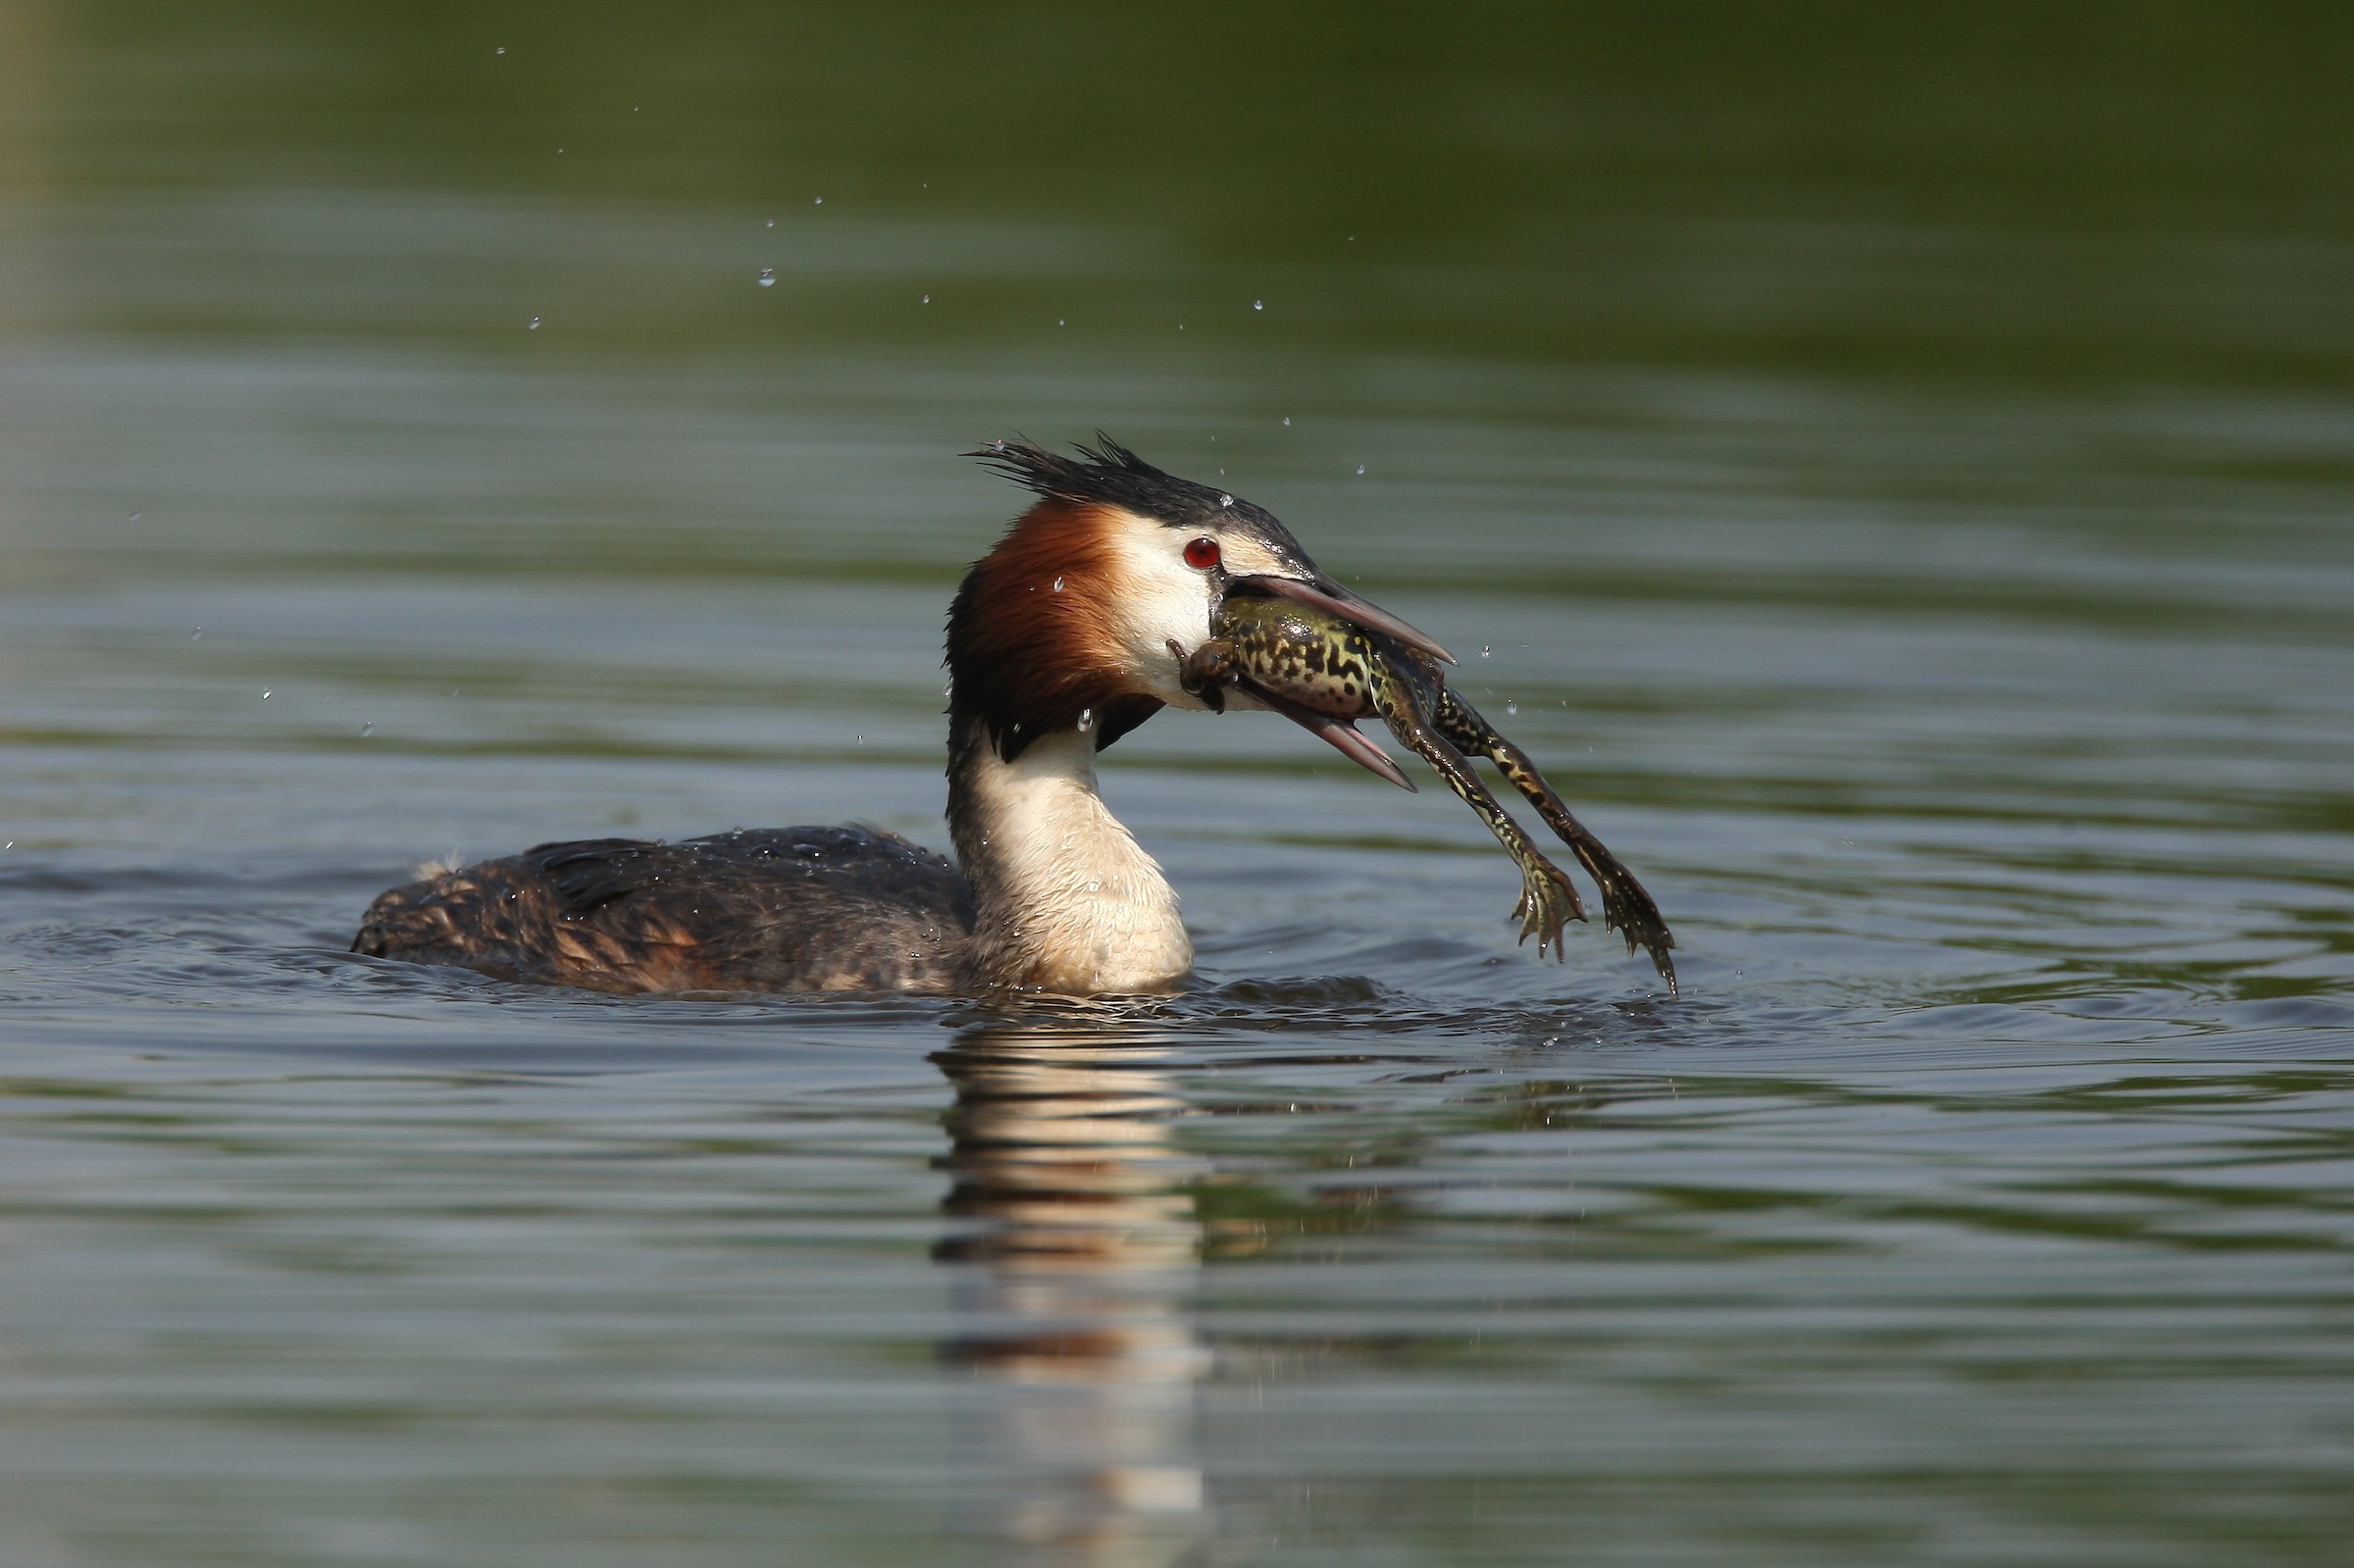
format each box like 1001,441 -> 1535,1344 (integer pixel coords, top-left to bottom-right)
961,728 -> 1192,993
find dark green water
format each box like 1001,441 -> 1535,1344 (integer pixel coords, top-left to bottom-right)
3,6 -> 2352,1564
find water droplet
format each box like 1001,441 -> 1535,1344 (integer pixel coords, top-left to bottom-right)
1355,464 -> 1365,475
1085,880 -> 1101,892
128,512 -> 141,521
813,196 -> 823,205
528,317 -> 541,329
1282,417 -> 1291,427
260,689 -> 271,699
1051,576 -> 1065,591
1056,318 -> 1065,327
855,733 -> 863,743
189,628 -> 201,640
495,46 -> 505,55
1505,701 -> 1517,716
757,268 -> 775,287
1077,707 -> 1094,731
765,218 -> 775,228
1011,721 -> 1021,733
556,147 -> 564,154
359,722 -> 374,736
921,293 -> 930,304
1481,645 -> 1492,657
1253,299 -> 1263,311
944,680 -> 953,697
1218,493 -> 1233,508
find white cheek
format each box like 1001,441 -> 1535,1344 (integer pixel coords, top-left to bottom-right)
1104,520 -> 1218,706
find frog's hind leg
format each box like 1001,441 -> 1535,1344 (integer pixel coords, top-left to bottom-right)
1377,689 -> 1583,957
1429,688 -> 1678,993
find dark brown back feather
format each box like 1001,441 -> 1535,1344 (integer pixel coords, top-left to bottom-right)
353,827 -> 974,993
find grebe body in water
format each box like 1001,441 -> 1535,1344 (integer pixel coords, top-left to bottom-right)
352,439 -> 1451,996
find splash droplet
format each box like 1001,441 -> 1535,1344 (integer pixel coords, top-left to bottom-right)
1051,576 -> 1065,591
495,46 -> 505,55
1218,493 -> 1233,508
765,218 -> 776,228
1282,417 -> 1291,427
189,628 -> 202,640
261,689 -> 271,699
1480,645 -> 1492,657
1253,299 -> 1263,311
359,722 -> 374,736
1077,707 -> 1095,732
1505,701 -> 1517,716
921,293 -> 930,304
813,196 -> 823,205
1355,464 -> 1365,475
528,317 -> 541,329
757,268 -> 775,287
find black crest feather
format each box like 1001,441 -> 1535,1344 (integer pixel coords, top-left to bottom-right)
968,434 -> 1285,534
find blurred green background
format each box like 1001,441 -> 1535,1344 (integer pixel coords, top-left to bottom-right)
12,2 -> 2353,375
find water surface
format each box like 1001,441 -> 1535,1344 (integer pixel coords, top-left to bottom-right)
3,7 -> 2352,1564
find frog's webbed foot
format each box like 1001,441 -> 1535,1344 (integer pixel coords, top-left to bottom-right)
1169,636 -> 1234,713
1586,864 -> 1677,994
1510,852 -> 1584,959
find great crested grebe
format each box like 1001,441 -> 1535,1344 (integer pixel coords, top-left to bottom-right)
352,438 -> 1453,996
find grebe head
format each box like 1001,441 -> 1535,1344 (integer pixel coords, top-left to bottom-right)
950,436 -> 1451,762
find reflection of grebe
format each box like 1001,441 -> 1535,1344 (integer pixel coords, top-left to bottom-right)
935,1028 -> 1214,1565
352,440 -> 1447,996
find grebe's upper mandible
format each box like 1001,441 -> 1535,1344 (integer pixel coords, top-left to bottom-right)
351,437 -> 1448,996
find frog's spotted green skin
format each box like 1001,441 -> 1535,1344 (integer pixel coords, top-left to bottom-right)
1184,594 -> 1677,993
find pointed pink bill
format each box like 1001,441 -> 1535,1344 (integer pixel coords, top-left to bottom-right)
1235,574 -> 1457,666
1239,682 -> 1417,792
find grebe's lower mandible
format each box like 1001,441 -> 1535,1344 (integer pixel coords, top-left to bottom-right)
351,437 -> 1451,996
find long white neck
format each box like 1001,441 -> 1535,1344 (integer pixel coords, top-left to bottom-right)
947,722 -> 1191,994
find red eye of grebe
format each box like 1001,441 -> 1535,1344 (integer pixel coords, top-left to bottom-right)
1183,536 -> 1221,570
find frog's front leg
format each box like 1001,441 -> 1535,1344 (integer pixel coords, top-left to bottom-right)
1169,636 -> 1237,713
